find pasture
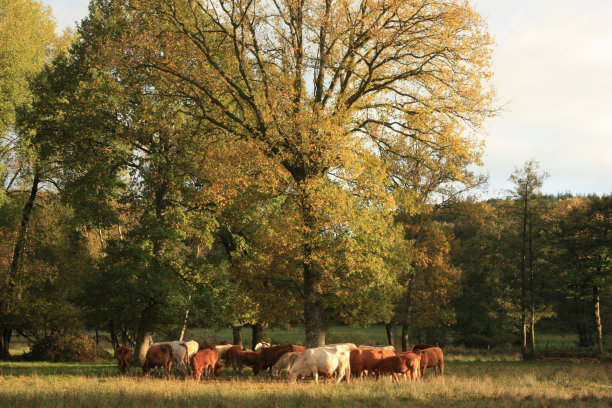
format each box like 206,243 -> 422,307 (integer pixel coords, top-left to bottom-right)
1,352 -> 610,407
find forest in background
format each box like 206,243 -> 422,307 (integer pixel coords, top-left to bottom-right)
1,0 -> 609,363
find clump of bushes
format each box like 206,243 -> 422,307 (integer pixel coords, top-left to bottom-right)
27,333 -> 110,362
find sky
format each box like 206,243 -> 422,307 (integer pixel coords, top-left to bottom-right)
42,0 -> 612,199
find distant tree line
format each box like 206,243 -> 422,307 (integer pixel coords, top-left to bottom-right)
1,0 -> 609,362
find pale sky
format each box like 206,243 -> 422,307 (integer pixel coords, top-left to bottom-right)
43,0 -> 612,199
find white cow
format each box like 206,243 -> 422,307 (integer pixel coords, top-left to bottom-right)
271,351 -> 303,377
287,346 -> 350,384
358,345 -> 395,352
151,341 -> 189,372
326,343 -> 358,349
254,342 -> 271,352
215,344 -> 234,358
184,340 -> 199,358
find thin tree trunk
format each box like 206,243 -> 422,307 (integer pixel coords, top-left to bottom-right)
593,283 -> 603,356
2,171 -> 40,361
528,213 -> 535,359
520,195 -> 529,360
179,294 -> 192,342
110,320 -> 119,350
232,326 -> 242,347
251,323 -> 263,350
401,277 -> 414,352
385,323 -> 394,347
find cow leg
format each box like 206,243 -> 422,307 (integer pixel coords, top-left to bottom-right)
313,368 -> 319,384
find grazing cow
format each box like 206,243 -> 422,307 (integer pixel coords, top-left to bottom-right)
190,349 -> 223,380
184,340 -> 199,359
350,348 -> 395,378
255,344 -> 306,375
412,344 -> 436,351
142,344 -> 174,376
219,340 -> 231,345
271,351 -> 304,377
215,344 -> 235,359
224,345 -> 243,371
397,352 -> 421,380
415,347 -> 444,376
358,345 -> 396,352
287,346 -> 351,384
151,341 -> 189,373
114,346 -> 133,375
254,342 -> 271,352
372,356 -> 408,383
327,343 -> 358,349
233,349 -> 261,373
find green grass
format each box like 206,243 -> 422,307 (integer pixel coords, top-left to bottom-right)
1,357 -> 610,407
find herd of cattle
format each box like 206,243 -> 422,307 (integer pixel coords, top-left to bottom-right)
114,340 -> 444,383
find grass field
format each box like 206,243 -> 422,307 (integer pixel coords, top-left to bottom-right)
3,326 -> 611,407
1,352 -> 611,407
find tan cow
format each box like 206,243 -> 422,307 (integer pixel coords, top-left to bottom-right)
287,346 -> 351,384
415,347 -> 444,376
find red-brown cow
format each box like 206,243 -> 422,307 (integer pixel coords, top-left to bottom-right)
114,346 -> 133,375
415,347 -> 444,376
224,345 -> 242,371
350,348 -> 395,378
412,344 -> 436,351
372,356 -> 409,383
233,349 -> 261,374
190,349 -> 223,380
142,344 -> 174,376
397,352 -> 421,380
255,345 -> 306,375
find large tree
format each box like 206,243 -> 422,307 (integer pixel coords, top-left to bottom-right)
105,0 -> 494,346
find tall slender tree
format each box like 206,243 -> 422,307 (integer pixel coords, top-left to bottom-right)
508,160 -> 548,360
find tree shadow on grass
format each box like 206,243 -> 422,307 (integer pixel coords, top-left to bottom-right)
1,390 -> 610,408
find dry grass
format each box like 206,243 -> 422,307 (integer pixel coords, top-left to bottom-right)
1,356 -> 610,407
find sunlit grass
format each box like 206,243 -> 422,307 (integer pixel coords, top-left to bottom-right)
1,357 -> 610,407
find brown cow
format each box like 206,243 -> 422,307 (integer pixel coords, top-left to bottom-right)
114,346 -> 133,375
372,356 -> 409,383
233,349 -> 261,374
397,352 -> 421,380
142,344 -> 174,376
190,349 -> 223,380
415,347 -> 444,376
224,345 -> 242,371
255,345 -> 306,375
412,343 -> 436,351
350,348 -> 395,378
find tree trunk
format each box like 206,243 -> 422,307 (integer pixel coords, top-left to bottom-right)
520,195 -> 529,360
593,283 -> 603,356
528,215 -> 535,359
401,277 -> 414,352
251,323 -> 264,350
110,320 -> 119,350
232,326 -> 242,347
385,323 -> 394,347
1,327 -> 12,361
2,172 -> 40,361
300,188 -> 326,348
134,305 -> 154,364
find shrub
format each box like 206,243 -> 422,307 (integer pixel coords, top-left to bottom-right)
27,333 -> 110,362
